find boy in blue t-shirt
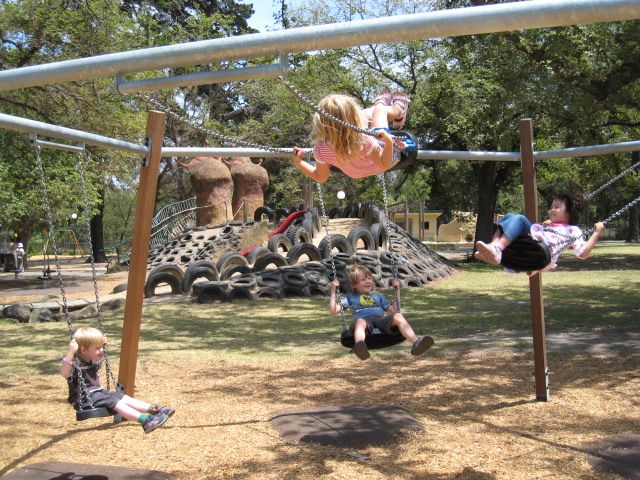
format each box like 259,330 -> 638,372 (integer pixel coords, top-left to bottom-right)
329,265 -> 434,360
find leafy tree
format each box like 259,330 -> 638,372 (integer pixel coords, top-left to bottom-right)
0,0 -> 148,260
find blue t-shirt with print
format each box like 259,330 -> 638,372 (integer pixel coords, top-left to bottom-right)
341,292 -> 390,319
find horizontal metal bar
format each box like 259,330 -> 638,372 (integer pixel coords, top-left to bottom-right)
163,140 -> 640,162
162,146 -> 519,161
161,147 -> 300,158
117,62 -> 288,94
417,150 -> 521,162
534,139 -> 640,160
29,135 -> 85,153
3,113 -> 638,162
0,0 -> 638,92
0,112 -> 148,155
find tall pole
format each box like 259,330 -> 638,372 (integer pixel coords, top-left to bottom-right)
519,118 -> 550,401
118,110 -> 166,396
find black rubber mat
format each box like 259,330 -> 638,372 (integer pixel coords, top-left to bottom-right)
270,404 -> 423,448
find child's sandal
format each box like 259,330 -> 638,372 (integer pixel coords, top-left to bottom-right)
373,88 -> 393,107
391,92 -> 410,128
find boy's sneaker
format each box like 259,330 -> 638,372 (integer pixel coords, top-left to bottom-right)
149,404 -> 176,417
142,413 -> 169,434
353,341 -> 370,361
411,336 -> 434,356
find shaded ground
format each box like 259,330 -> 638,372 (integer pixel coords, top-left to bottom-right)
1,347 -> 638,479
1,246 -> 638,479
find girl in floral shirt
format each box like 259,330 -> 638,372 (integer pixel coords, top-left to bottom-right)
475,188 -> 605,274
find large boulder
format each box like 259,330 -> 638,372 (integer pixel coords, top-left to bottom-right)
3,304 -> 32,322
30,308 -> 53,323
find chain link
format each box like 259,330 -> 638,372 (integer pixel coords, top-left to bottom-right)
277,76 -> 405,163
143,96 -> 293,154
34,145 -> 72,337
586,158 -> 640,199
315,181 -> 349,332
76,150 -> 116,390
377,173 -> 400,312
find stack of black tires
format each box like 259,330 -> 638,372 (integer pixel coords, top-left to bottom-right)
143,201 -> 454,302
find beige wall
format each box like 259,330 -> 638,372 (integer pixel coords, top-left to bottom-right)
437,211 -> 476,242
438,221 -> 475,242
391,212 -> 441,240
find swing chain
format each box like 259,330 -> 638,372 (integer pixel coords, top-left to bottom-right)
34,145 -> 73,337
278,76 -> 379,138
74,363 -> 97,411
143,96 -> 293,154
75,150 -> 116,390
598,193 -> 640,229
377,173 -> 401,312
547,158 -> 640,249
315,181 -> 349,332
277,75 -> 406,160
586,158 -> 640,200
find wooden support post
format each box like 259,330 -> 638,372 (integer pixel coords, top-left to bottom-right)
303,178 -> 313,211
519,118 -> 550,402
405,200 -> 410,234
118,111 -> 166,396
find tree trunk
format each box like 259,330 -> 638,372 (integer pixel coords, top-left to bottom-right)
474,162 -> 499,243
628,205 -> 639,243
627,152 -> 639,243
90,187 -> 108,263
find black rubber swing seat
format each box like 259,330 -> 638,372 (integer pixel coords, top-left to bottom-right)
76,407 -> 113,422
500,235 -> 552,272
340,328 -> 406,350
389,130 -> 419,172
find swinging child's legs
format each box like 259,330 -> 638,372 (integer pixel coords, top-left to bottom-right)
361,89 -> 410,129
352,318 -> 370,361
111,394 -> 174,433
475,213 -> 532,265
390,313 -> 434,356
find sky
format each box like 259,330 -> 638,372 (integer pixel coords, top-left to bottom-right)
240,1 -> 278,32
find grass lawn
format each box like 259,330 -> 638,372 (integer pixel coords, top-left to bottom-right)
0,242 -> 638,479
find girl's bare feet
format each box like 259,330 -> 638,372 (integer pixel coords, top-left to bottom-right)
475,241 -> 502,265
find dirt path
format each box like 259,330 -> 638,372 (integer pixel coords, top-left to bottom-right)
0,256 -> 128,306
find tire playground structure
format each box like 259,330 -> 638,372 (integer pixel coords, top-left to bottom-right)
143,201 -> 455,303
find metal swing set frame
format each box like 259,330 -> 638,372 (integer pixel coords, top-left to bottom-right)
0,0 -> 638,403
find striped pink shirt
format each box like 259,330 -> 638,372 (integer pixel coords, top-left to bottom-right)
313,136 -> 383,179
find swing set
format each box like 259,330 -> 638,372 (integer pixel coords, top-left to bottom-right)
0,0 -> 638,406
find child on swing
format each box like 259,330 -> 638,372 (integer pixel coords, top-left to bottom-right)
328,265 -> 434,360
474,185 -> 605,274
61,326 -> 175,434
292,89 -> 411,182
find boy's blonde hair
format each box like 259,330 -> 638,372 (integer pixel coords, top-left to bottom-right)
73,326 -> 107,350
348,265 -> 373,289
312,94 -> 363,163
